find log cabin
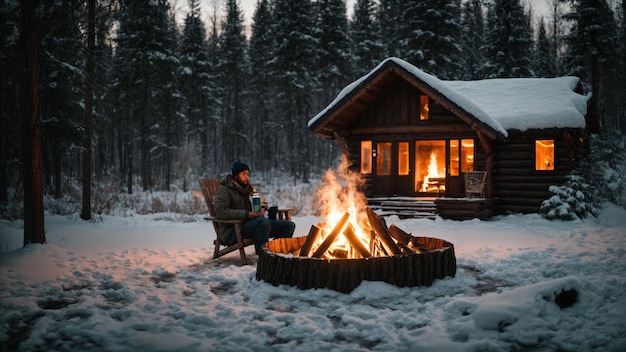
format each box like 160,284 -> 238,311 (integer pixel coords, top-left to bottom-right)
309,57 -> 591,219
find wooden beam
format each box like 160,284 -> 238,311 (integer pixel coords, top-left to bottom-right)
333,131 -> 350,157
350,124 -> 474,135
476,131 -> 494,198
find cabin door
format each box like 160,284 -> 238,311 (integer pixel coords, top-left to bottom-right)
448,139 -> 476,197
396,141 -> 412,195
373,142 -> 393,195
371,141 -> 412,196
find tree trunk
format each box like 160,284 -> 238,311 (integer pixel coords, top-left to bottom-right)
80,0 -> 95,221
21,0 -> 45,246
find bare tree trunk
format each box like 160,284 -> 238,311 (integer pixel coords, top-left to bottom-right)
81,0 -> 95,221
21,0 -> 45,246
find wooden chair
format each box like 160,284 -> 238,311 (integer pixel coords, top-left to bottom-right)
198,178 -> 254,265
464,171 -> 487,198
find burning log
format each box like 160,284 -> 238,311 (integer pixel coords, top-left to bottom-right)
388,224 -> 411,245
311,212 -> 351,258
369,230 -> 388,257
365,207 -> 402,255
343,224 -> 372,258
299,225 -> 321,257
396,241 -> 417,254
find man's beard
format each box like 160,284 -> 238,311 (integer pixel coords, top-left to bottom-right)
235,177 -> 247,187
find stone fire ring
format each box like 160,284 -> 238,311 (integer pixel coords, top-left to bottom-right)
256,236 -> 456,293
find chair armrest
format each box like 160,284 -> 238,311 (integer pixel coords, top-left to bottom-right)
204,216 -> 243,224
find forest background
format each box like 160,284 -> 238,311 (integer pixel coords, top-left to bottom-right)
1,0 -> 625,232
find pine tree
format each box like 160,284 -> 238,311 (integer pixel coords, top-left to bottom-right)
0,0 -> 22,203
459,0 -> 485,80
39,0 -> 85,198
377,0 -> 404,57
216,0 -> 250,167
618,0 -> 626,134
90,0 -> 118,212
180,0 -> 215,187
481,0 -> 534,78
81,0 -> 95,221
316,0 -> 354,104
544,0 -> 568,75
113,0 -> 181,192
534,17 -> 558,77
398,0 -> 463,79
206,1 -> 224,170
562,0 -> 619,134
20,0 -> 45,245
269,0 -> 319,181
249,0 -> 277,173
350,0 -> 385,76
157,6 -> 185,191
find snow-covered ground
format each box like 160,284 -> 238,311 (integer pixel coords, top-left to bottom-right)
1,204 -> 625,351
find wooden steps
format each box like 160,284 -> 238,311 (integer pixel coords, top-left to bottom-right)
367,197 -> 437,219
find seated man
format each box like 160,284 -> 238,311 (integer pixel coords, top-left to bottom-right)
213,161 -> 295,255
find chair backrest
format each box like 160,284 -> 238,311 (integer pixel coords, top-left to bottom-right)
198,178 -> 221,217
464,171 -> 486,196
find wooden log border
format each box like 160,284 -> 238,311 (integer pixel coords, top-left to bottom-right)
256,235 -> 456,293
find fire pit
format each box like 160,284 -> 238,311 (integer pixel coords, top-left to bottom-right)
256,207 -> 456,293
256,157 -> 456,293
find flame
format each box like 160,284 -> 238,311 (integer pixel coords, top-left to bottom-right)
421,152 -> 444,192
314,155 -> 371,258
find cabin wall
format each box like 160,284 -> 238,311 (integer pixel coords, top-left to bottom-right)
492,130 -> 587,214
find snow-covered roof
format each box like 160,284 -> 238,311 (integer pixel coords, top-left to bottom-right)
309,57 -> 590,139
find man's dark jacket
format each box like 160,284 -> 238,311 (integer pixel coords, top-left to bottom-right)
213,175 -> 253,243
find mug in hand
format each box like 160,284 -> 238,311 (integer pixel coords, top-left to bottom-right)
268,206 -> 278,220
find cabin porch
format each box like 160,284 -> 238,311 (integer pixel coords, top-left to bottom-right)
368,196 -> 497,220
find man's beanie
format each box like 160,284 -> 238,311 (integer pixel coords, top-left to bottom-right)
231,161 -> 250,176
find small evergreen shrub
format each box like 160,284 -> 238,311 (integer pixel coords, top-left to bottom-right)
540,174 -> 599,220
541,132 -> 625,220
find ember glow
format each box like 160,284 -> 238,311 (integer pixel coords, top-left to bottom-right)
313,155 -> 372,258
421,151 -> 445,192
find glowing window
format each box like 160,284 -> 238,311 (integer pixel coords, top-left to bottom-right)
419,95 -> 429,120
449,140 -> 459,176
461,139 -> 475,172
376,142 -> 392,176
398,142 -> 409,175
360,140 -> 372,174
415,140 -> 446,193
535,139 -> 555,170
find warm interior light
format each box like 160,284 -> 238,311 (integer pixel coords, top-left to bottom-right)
421,152 -> 445,192
415,140 -> 446,193
535,139 -> 554,170
360,140 -> 372,174
398,142 -> 409,176
419,95 -> 429,120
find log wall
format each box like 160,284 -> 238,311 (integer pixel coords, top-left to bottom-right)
491,130 -> 587,214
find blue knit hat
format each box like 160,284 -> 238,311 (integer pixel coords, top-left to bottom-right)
231,161 -> 250,176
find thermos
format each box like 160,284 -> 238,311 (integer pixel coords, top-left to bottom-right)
252,192 -> 261,213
